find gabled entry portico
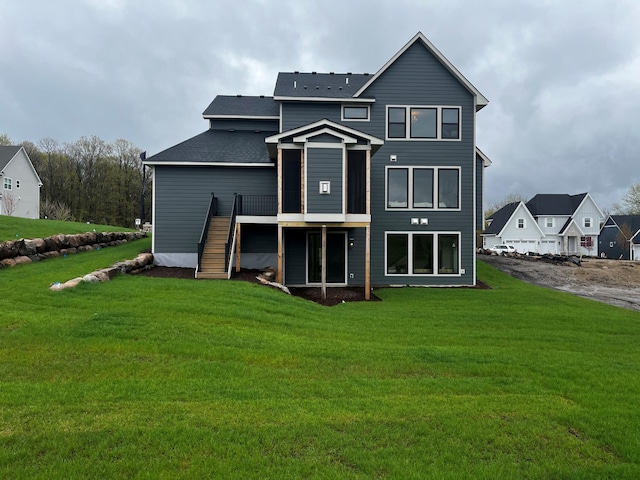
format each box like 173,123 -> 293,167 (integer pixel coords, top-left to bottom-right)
266,119 -> 383,300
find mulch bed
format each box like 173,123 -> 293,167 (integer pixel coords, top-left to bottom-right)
138,266 -> 489,306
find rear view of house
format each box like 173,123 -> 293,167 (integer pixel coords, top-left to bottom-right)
0,146 -> 42,219
145,33 -> 491,294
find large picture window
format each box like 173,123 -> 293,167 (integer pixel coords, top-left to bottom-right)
386,232 -> 460,276
387,106 -> 461,140
386,166 -> 459,210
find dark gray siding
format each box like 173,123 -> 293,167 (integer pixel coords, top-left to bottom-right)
360,41 -> 477,286
476,156 -> 483,231
306,147 -> 343,214
346,227 -> 366,286
281,103 -> 341,131
240,225 -> 277,253
154,166 -> 276,253
598,223 -> 626,259
209,118 -> 279,131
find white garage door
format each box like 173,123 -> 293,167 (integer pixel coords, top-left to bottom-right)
506,240 -> 537,254
540,240 -> 558,255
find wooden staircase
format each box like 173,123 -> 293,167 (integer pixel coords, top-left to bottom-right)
196,216 -> 230,279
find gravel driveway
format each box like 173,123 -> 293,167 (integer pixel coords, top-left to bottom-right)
479,254 -> 640,312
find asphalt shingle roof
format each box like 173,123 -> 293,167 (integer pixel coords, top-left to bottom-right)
0,146 -> 20,171
146,129 -> 277,164
610,215 -> 640,234
274,72 -> 372,98
484,202 -> 519,235
202,95 -> 280,117
525,193 -> 587,216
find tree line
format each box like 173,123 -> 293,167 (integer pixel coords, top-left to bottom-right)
1,133 -> 151,228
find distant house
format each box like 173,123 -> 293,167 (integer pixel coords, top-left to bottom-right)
483,193 -> 605,255
598,215 -> 640,260
0,146 -> 42,219
144,32 -> 492,294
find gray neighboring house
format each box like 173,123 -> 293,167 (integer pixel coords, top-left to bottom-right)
598,215 -> 640,260
0,146 -> 42,219
483,193 -> 605,255
144,32 -> 492,295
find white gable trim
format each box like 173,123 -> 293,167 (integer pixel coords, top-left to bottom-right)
293,128 -> 357,144
560,218 -> 585,237
572,193 -> 605,220
353,32 -> 489,109
265,119 -> 384,146
2,147 -> 43,186
475,147 -> 492,167
496,202 -> 545,238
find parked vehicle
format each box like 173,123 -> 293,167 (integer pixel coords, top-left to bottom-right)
489,244 -> 516,254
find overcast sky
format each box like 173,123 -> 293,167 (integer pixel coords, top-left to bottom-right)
1,0 -> 639,210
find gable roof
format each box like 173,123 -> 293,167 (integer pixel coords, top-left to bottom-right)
354,32 -> 489,110
484,202 -> 519,235
144,129 -> 276,166
203,95 -> 280,118
274,72 -> 372,100
475,147 -> 492,167
0,146 -> 21,171
607,215 -> 640,231
525,193 -> 588,216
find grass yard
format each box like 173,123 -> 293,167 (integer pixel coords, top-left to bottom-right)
1,239 -> 639,478
0,215 -> 134,241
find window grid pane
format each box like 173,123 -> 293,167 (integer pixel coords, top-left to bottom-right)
413,169 -> 433,208
442,108 -> 460,139
387,169 -> 408,208
344,106 -> 368,120
387,234 -> 408,274
437,169 -> 459,208
438,234 -> 459,274
410,108 -> 436,138
413,234 -> 433,274
388,107 -> 406,138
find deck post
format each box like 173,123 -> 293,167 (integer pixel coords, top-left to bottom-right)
365,225 -> 370,300
235,223 -> 241,272
321,224 -> 327,300
277,224 -> 283,284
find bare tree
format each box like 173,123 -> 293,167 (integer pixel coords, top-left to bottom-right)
612,183 -> 640,215
0,133 -> 12,146
615,223 -> 635,259
1,192 -> 18,216
485,193 -> 529,219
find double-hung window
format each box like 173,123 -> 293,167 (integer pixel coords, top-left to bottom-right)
387,106 -> 461,140
3,178 -> 11,190
386,166 -> 459,210
386,232 -> 460,275
583,217 -> 592,228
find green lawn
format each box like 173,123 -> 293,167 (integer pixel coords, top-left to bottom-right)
0,215 -> 134,241
1,241 -> 639,479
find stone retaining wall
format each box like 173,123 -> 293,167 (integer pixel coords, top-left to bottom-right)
0,231 -> 147,268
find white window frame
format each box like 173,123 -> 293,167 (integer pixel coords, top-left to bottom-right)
15,180 -> 20,189
517,218 -> 525,229
341,105 -> 370,122
385,105 -> 461,141
546,217 -> 554,228
385,231 -> 461,277
583,217 -> 592,228
3,177 -> 12,190
385,166 -> 461,211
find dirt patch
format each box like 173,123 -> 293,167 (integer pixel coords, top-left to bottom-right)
480,254 -> 640,312
138,267 -> 376,306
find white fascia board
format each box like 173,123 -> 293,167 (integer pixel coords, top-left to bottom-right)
265,118 -> 384,145
293,128 -> 357,144
274,96 -> 375,103
143,161 -> 274,167
475,147 -> 492,167
354,32 -> 489,109
203,115 -> 280,120
8,147 -> 43,186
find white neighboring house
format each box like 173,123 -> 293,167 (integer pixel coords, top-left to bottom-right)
632,230 -> 640,261
0,146 -> 43,219
483,193 -> 605,255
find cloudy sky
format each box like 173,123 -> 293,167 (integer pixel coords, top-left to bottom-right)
1,0 -> 639,209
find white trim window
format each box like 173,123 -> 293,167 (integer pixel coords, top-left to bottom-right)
546,217 -> 554,228
386,105 -> 461,140
3,177 -> 11,190
342,105 -> 370,122
386,232 -> 460,275
583,217 -> 592,228
386,166 -> 460,210
517,218 -> 525,229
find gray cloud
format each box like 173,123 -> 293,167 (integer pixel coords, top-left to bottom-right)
1,0 -> 638,210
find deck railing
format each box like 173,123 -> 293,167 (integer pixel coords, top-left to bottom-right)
197,193 -> 218,273
224,194 -> 239,272
237,194 -> 278,216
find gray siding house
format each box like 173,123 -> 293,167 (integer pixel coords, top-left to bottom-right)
0,146 -> 42,219
145,32 -> 491,296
